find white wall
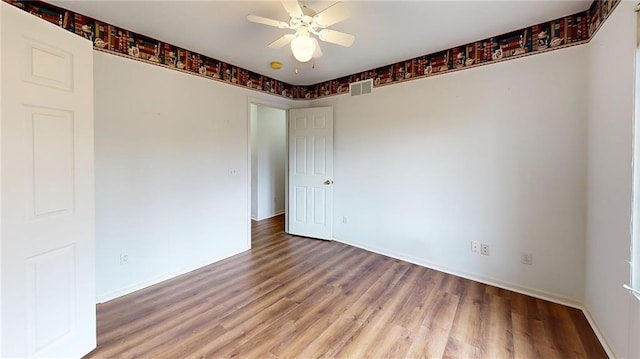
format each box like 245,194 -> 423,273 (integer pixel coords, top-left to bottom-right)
253,105 -> 287,220
586,2 -> 637,358
89,4 -> 638,352
312,46 -> 588,304
94,52 -> 295,301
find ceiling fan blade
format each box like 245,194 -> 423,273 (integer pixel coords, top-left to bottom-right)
281,0 -> 303,18
268,34 -> 295,49
312,38 -> 323,58
247,14 -> 289,29
318,29 -> 355,47
314,2 -> 350,27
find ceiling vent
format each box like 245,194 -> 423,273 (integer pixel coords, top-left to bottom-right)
350,79 -> 373,97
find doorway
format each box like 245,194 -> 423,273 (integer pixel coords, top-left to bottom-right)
250,104 -> 287,222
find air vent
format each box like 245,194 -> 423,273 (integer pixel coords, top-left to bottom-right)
349,79 -> 373,97
350,82 -> 361,96
361,79 -> 372,94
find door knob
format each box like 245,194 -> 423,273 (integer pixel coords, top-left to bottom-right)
324,180 -> 333,185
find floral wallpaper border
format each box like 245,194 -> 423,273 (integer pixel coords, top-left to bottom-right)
4,0 -> 621,100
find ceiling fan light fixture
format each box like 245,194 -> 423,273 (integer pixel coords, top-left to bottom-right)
291,34 -> 316,63
248,0 -> 354,63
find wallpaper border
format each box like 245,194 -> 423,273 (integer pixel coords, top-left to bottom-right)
304,0 -> 620,100
4,0 -> 621,100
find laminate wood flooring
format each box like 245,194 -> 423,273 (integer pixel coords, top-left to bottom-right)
84,215 -> 607,358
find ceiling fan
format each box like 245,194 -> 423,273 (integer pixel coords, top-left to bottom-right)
247,1 -> 355,63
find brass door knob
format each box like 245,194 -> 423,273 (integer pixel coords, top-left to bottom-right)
324,180 -> 333,185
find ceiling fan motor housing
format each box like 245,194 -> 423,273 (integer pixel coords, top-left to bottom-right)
291,11 -> 317,33
247,0 -> 355,62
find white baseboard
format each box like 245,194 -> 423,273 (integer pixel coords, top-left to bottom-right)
95,232 -> 614,357
332,236 -> 622,355
95,246 -> 250,303
582,305 -> 617,358
254,210 -> 285,221
332,236 -> 583,309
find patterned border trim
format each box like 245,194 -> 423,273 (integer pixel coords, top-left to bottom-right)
303,0 -> 620,99
4,0 -> 620,100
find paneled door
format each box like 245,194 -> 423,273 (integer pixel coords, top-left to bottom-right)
288,107 -> 333,240
1,3 -> 96,357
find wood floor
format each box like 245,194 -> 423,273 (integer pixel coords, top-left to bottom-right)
85,215 -> 607,358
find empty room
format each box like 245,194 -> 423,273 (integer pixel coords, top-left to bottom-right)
1,0 -> 639,357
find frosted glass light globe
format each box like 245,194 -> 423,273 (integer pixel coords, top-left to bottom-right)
291,35 -> 316,63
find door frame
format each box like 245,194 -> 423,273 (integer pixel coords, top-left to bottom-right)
247,97 -> 292,243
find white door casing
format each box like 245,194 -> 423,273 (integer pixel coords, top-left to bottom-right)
1,3 -> 96,358
288,107 -> 333,240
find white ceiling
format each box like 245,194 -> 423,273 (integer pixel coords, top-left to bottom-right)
48,0 -> 592,86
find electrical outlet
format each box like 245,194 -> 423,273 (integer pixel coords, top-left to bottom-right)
228,168 -> 238,176
120,253 -> 129,265
471,241 -> 480,253
521,252 -> 533,265
481,244 -> 490,256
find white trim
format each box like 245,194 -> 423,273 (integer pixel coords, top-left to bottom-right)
583,305 -> 618,359
333,235 -> 623,355
247,99 -> 253,249
0,4 -> 4,356
332,236 -> 583,308
247,96 -> 292,242
253,210 -> 285,222
633,14 -> 640,301
624,284 -> 640,302
96,246 -> 249,303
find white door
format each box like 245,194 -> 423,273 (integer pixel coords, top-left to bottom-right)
288,107 -> 333,240
1,3 -> 96,358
